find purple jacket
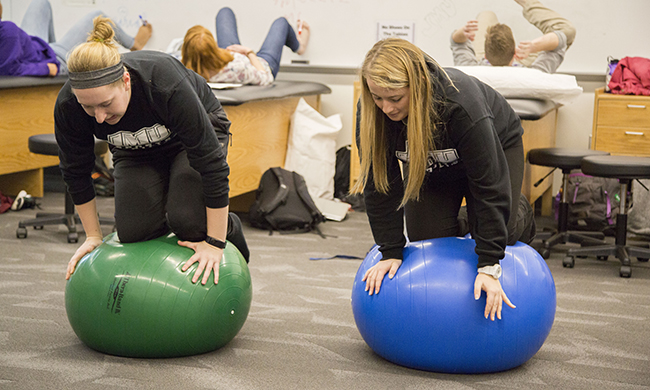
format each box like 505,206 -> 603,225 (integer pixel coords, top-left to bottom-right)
0,20 -> 60,76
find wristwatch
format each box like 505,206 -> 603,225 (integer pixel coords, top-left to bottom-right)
478,264 -> 502,279
205,236 -> 226,249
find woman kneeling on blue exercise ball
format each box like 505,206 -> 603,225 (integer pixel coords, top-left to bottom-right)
352,38 -> 536,321
57,16 -> 249,285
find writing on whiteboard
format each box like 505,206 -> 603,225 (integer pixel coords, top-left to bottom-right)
422,0 -> 456,36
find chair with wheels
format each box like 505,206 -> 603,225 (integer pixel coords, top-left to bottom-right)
564,155 -> 650,278
16,134 -> 115,243
527,148 -> 611,259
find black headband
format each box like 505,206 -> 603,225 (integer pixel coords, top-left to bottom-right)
69,60 -> 125,89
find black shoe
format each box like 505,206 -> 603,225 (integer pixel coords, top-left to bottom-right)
227,212 -> 250,263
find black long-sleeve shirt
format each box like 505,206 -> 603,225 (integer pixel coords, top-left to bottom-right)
357,65 -> 523,268
54,51 -> 231,209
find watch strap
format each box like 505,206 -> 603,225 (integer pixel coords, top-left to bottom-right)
478,264 -> 502,279
205,236 -> 226,249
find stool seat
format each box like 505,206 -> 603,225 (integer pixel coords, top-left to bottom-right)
526,147 -> 612,260
527,148 -> 610,171
16,133 -> 114,243
582,155 -> 650,179
564,154 -> 650,277
28,133 -> 108,156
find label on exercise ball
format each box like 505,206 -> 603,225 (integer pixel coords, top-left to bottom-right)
106,272 -> 132,314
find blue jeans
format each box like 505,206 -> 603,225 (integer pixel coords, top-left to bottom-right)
215,7 -> 299,78
20,0 -> 135,74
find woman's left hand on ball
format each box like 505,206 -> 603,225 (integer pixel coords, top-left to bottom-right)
66,236 -> 103,280
362,258 -> 402,295
474,273 -> 516,321
178,240 -> 223,285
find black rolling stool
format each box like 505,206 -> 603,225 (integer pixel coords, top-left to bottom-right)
527,148 -> 611,259
16,134 -> 115,243
564,155 -> 650,277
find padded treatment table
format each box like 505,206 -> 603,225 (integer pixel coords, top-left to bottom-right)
0,76 -> 331,202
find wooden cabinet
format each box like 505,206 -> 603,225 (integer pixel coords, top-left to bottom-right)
0,83 -> 63,197
592,87 -> 650,156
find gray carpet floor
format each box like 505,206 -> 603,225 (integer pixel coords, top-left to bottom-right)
1,192 -> 649,389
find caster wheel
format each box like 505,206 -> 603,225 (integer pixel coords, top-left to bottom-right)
597,256 -> 608,261
620,265 -> 631,278
34,226 -> 44,230
16,227 -> 27,239
638,258 -> 649,262
563,256 -> 575,268
67,232 -> 78,243
540,248 -> 550,259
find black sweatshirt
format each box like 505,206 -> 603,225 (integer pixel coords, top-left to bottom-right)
54,51 -> 231,209
357,64 -> 523,268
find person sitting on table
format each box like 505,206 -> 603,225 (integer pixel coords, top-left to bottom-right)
450,0 -> 575,74
57,16 -> 248,285
353,38 -> 536,321
180,7 -> 310,86
0,0 -> 151,77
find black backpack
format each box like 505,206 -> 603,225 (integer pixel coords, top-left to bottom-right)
249,167 -> 325,233
556,172 -> 621,232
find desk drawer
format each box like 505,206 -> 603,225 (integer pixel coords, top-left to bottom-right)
597,100 -> 650,128
593,126 -> 650,156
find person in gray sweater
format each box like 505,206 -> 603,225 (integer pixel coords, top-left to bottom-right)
450,0 -> 575,74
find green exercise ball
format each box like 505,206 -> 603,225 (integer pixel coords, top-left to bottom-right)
65,232 -> 252,358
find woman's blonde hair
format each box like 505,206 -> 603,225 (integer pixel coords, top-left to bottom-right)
352,38 -> 448,208
181,25 -> 234,80
67,15 -> 123,87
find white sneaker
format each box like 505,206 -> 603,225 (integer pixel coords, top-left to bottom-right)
11,190 -> 27,211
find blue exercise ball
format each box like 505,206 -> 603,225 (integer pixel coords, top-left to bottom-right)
65,232 -> 252,358
351,237 -> 556,374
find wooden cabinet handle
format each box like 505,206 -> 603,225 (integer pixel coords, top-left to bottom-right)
625,131 -> 645,135
627,104 -> 647,109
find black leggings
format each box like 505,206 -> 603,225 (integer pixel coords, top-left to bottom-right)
404,141 -> 535,245
112,150 -> 249,260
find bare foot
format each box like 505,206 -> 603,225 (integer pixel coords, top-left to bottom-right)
131,23 -> 152,51
296,20 -> 310,55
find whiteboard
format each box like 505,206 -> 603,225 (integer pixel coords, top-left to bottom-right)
5,0 -> 650,74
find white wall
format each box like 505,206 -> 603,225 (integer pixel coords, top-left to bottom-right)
5,0 -> 650,74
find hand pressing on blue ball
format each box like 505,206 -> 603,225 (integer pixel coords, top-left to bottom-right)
474,273 -> 516,321
178,240 -> 223,285
362,258 -> 402,295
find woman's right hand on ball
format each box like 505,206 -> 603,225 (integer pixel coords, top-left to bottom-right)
66,236 -> 103,280
362,258 -> 402,295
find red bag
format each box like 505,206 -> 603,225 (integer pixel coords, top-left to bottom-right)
0,191 -> 14,214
